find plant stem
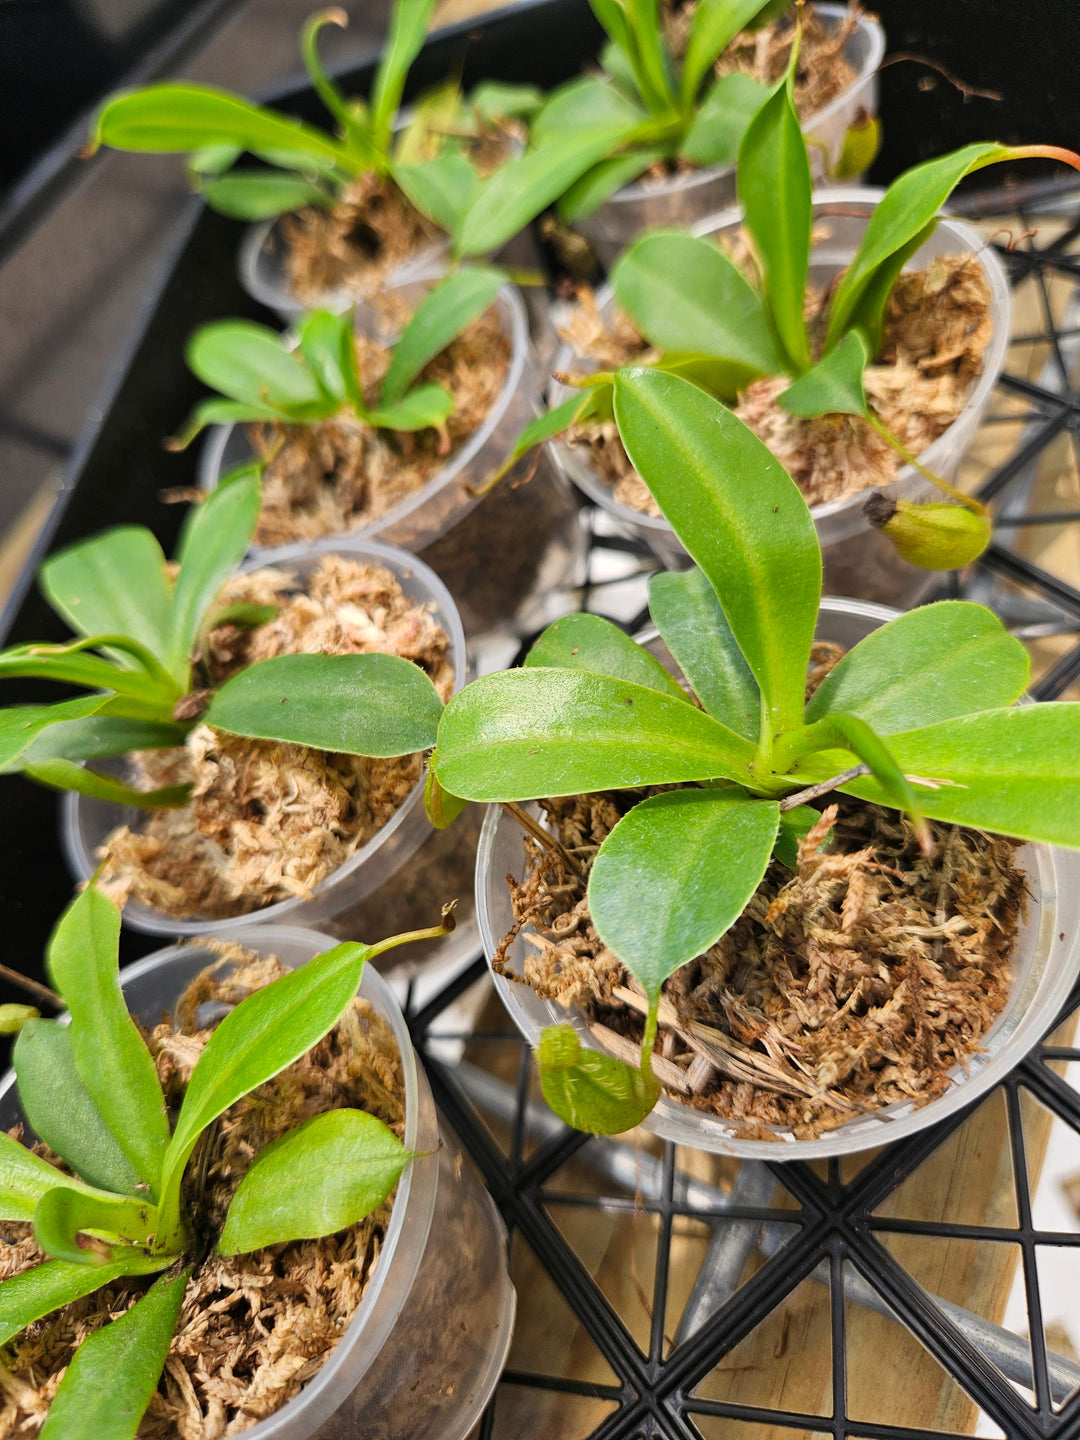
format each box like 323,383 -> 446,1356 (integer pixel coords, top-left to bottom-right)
864,411 -> 985,514
0,963 -> 62,1009
778,764 -> 871,811
500,801 -> 586,879
367,902 -> 459,960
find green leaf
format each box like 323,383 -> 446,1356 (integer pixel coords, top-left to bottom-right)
778,331 -> 869,419
185,320 -> 328,414
39,1266 -> 189,1440
558,148 -> 666,223
612,367 -> 820,738
366,382 -> 455,432
491,391 -> 598,488
838,220 -> 936,359
830,703 -> 1080,847
588,788 -> 779,1001
0,644 -> 173,707
394,153 -> 481,236
648,567 -> 760,738
679,71 -> 769,166
737,60 -> 811,372
805,602 -> 1031,735
14,1021 -> 143,1195
90,82 -> 351,165
531,74 -> 645,146
0,697 -> 109,772
169,464 -> 263,675
524,613 -> 690,702
0,1005 -> 39,1035
295,308 -> 355,405
587,0 -> 651,105
187,141 -> 242,177
203,601 -> 278,635
0,1132 -> 82,1223
370,0 -> 438,152
0,1257 -> 160,1348
33,1187 -> 157,1267
681,0 -> 774,104
434,667 -> 756,801
168,397 -> 282,451
45,886 -> 170,1197
199,170 -> 331,220
423,764 -> 468,828
624,0 -> 676,112
20,715 -> 186,764
785,712 -> 926,828
40,527 -> 173,670
21,759 -> 191,808
219,1109 -> 412,1254
774,804 -> 829,868
537,1024 -> 661,1134
300,11 -> 371,156
611,230 -> 782,395
157,942 -> 370,1249
467,80 -> 545,123
381,265 -> 506,406
205,652 -> 443,757
457,122 -> 644,257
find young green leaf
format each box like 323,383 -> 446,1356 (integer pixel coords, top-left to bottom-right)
804,601 -> 1031,735
20,715 -> 186,765
198,170 -> 333,220
394,153 -> 482,236
679,71 -> 769,165
0,1132 -> 92,1223
774,804 -> 830,868
300,10 -> 369,154
45,885 -> 170,1196
33,1187 -> 157,1267
467,80 -> 545,123
648,567 -> 760,739
186,320 -> 327,414
381,265 -> 506,406
0,644 -> 175,706
38,1266 -> 190,1440
611,231 -> 783,395
481,390 -> 599,495
531,74 -> 645,146
785,712 -> 926,833
423,764 -> 468,828
778,331 -> 869,419
167,397 -> 282,451
0,1257 -> 162,1348
21,759 -> 191,809
524,612 -> 690,702
365,381 -> 455,432
680,0 -> 774,105
835,221 -> 936,359
588,788 -> 780,1002
0,697 -> 109,772
219,1109 -> 413,1253
370,0 -> 438,153
205,651 -> 443,757
737,55 -> 811,373
40,527 -> 173,670
624,0 -> 677,112
612,367 -> 820,739
434,668 -> 756,801
14,1021 -> 143,1196
295,308 -> 356,405
558,149 -> 667,222
537,1024 -> 661,1135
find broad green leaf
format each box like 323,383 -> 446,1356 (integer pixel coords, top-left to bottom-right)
524,613 -> 690,702
423,764 -> 468,828
14,1021 -> 143,1195
0,1257 -> 162,1348
588,787 -> 779,1000
0,697 -> 109,772
457,122 -> 644,257
394,153 -> 481,236
199,170 -> 331,220
805,602 -> 1031,735
20,715 -> 186,764
611,230 -> 782,393
774,804 -> 830,868
648,567 -> 760,738
33,1187 -> 157,1267
169,464 -> 263,675
21,759 -> 191,809
778,331 -> 868,419
537,1024 -> 661,1134
158,942 -> 370,1247
613,367 -> 820,737
295,308 -> 355,404
558,148 -> 666,223
219,1109 -> 413,1254
40,527 -> 173,668
681,0 -> 774,104
737,61 -> 811,372
45,885 -> 170,1196
90,83 -> 352,166
829,703 -> 1080,847
467,80 -> 545,123
205,652 -> 443,757
381,265 -> 506,406
651,350 -> 759,397
370,0 -> 438,151
679,71 -> 769,166
434,668 -> 756,801
168,397 -> 282,451
186,320 -> 327,413
39,1266 -> 189,1440
366,382 -> 455,432
531,74 -> 645,146
0,1132 -> 85,1223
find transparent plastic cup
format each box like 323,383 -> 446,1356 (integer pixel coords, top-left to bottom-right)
573,4 -> 885,269
62,536 -> 468,941
474,597 -> 1080,1160
200,275 -> 586,641
549,190 -> 1012,607
0,926 -> 515,1440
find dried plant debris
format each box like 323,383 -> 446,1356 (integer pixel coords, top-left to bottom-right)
251,306 -> 511,548
100,556 -> 453,920
0,948 -> 405,1437
498,792 -> 1025,1139
562,253 -> 991,515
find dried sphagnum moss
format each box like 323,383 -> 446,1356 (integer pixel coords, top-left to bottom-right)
0,948 -> 406,1438
100,555 -> 453,921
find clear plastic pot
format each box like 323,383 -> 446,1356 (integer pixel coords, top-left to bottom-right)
550,190 -> 1012,607
0,926 -> 515,1440
200,277 -> 586,641
573,4 -> 885,270
62,536 -> 469,941
474,597 -> 1080,1160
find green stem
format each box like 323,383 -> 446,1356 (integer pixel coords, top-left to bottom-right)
864,411 -> 985,515
639,996 -> 659,1073
366,905 -> 458,960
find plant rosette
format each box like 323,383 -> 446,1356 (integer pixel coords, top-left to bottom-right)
547,189 -> 1010,605
430,368 -> 1080,1155
572,3 -> 884,270
0,907 -> 514,1439
60,532 -> 467,939
196,275 -> 586,642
